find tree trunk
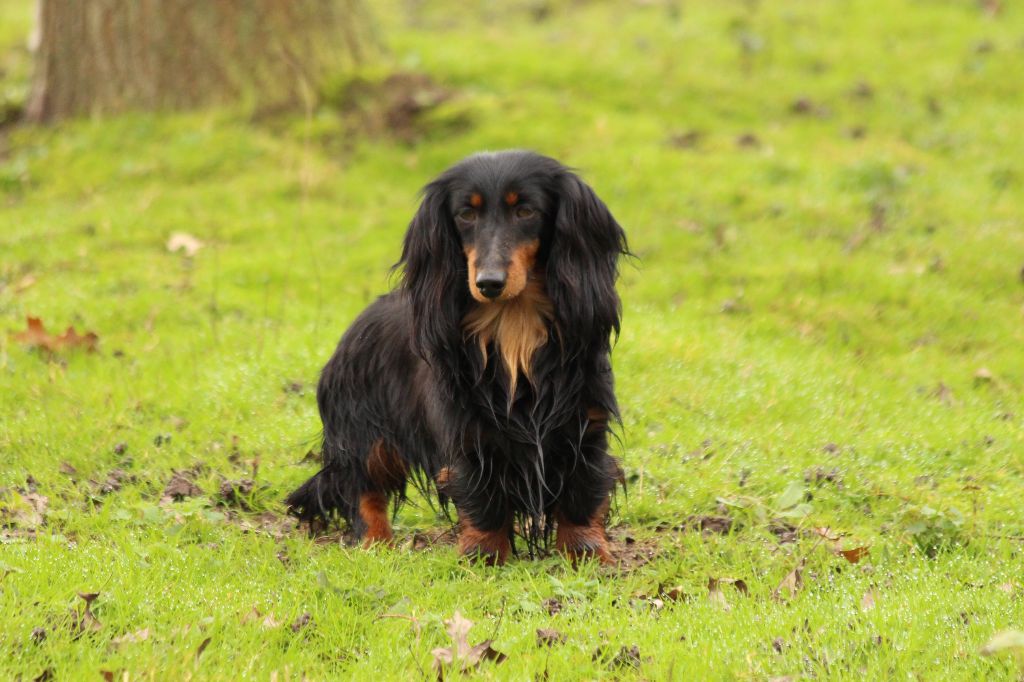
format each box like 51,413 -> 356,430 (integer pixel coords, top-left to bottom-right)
26,0 -> 376,122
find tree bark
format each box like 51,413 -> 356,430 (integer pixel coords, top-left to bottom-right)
26,0 -> 376,122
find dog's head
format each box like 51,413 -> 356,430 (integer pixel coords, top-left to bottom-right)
398,150 -> 628,361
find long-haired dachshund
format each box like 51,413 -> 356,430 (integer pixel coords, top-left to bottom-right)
286,150 -> 628,564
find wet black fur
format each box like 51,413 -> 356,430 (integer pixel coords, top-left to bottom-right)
285,150 -> 628,554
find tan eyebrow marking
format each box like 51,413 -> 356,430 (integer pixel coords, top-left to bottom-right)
469,193 -> 483,208
504,191 -> 519,206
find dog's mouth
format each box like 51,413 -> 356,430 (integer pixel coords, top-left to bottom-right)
465,241 -> 540,303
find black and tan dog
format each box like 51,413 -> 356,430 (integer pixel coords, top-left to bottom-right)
286,150 -> 628,564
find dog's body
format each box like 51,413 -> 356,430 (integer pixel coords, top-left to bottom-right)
286,151 -> 627,564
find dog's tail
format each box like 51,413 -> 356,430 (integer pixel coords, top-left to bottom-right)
285,464 -> 356,528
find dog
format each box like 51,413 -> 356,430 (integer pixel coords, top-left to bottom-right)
286,150 -> 628,564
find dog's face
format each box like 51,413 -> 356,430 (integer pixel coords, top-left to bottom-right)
399,150 -> 628,361
445,157 -> 558,302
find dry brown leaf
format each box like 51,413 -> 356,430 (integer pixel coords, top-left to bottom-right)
195,636 -> 212,661
161,471 -> 201,503
14,274 -> 37,293
73,592 -> 102,636
3,492 -> 49,529
838,546 -> 870,564
707,578 -> 731,611
431,611 -> 506,679
594,644 -> 642,670
536,628 -> 566,647
541,597 -> 562,615
812,527 -> 841,542
261,614 -> 283,629
167,232 -> 204,257
11,317 -> 99,354
662,585 -> 690,602
772,559 -> 805,602
861,588 -> 877,612
241,607 -> 262,625
995,581 -> 1018,597
290,613 -> 312,632
111,628 -> 150,646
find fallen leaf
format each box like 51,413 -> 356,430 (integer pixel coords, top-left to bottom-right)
31,627 -> 47,643
162,471 -> 201,503
849,81 -> 874,99
837,546 -> 870,564
73,592 -> 102,636
667,130 -> 703,149
98,469 -> 131,495
100,671 -> 114,682
804,467 -> 842,486
111,628 -> 150,646
11,317 -> 99,354
290,613 -> 312,633
931,382 -> 956,406
707,578 -> 731,610
812,527 -> 842,542
772,559 -> 805,602
980,630 -> 1024,656
861,589 -> 877,612
2,491 -> 49,529
995,581 -> 1018,597
14,274 -> 37,293
195,636 -> 212,661
736,133 -> 761,149
536,628 -> 566,647
685,515 -> 733,535
974,367 -> 994,384
261,614 -> 283,629
241,607 -> 263,625
218,478 -> 256,508
59,461 -> 77,476
541,597 -> 562,615
790,97 -> 819,115
167,232 -> 203,257
662,585 -> 690,602
594,644 -> 642,670
769,521 -> 799,544
431,611 -> 506,679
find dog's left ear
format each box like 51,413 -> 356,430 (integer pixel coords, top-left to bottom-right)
547,171 -> 629,352
396,179 -> 467,364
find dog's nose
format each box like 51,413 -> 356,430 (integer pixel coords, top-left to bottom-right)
475,271 -> 506,299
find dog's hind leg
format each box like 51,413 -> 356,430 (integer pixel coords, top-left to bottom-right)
357,440 -> 408,546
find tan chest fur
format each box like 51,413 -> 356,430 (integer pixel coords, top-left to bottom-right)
462,278 -> 554,394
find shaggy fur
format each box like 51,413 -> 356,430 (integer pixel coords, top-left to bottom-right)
285,150 -> 628,564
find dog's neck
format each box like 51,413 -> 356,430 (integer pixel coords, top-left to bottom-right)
462,276 -> 554,395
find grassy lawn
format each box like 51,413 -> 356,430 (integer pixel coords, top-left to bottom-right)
2,0 -> 1024,678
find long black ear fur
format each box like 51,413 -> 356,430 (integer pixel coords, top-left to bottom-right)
546,171 -> 629,358
395,179 -> 467,365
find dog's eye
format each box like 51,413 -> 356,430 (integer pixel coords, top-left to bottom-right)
514,207 -> 535,219
457,208 -> 478,222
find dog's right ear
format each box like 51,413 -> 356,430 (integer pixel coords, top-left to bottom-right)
395,179 -> 467,363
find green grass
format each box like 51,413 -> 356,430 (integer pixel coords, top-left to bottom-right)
3,0 -> 1024,679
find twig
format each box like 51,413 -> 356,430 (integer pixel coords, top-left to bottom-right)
375,613 -> 422,644
488,599 -> 507,643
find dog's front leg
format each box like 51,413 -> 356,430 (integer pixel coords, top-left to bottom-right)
553,409 -> 618,564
